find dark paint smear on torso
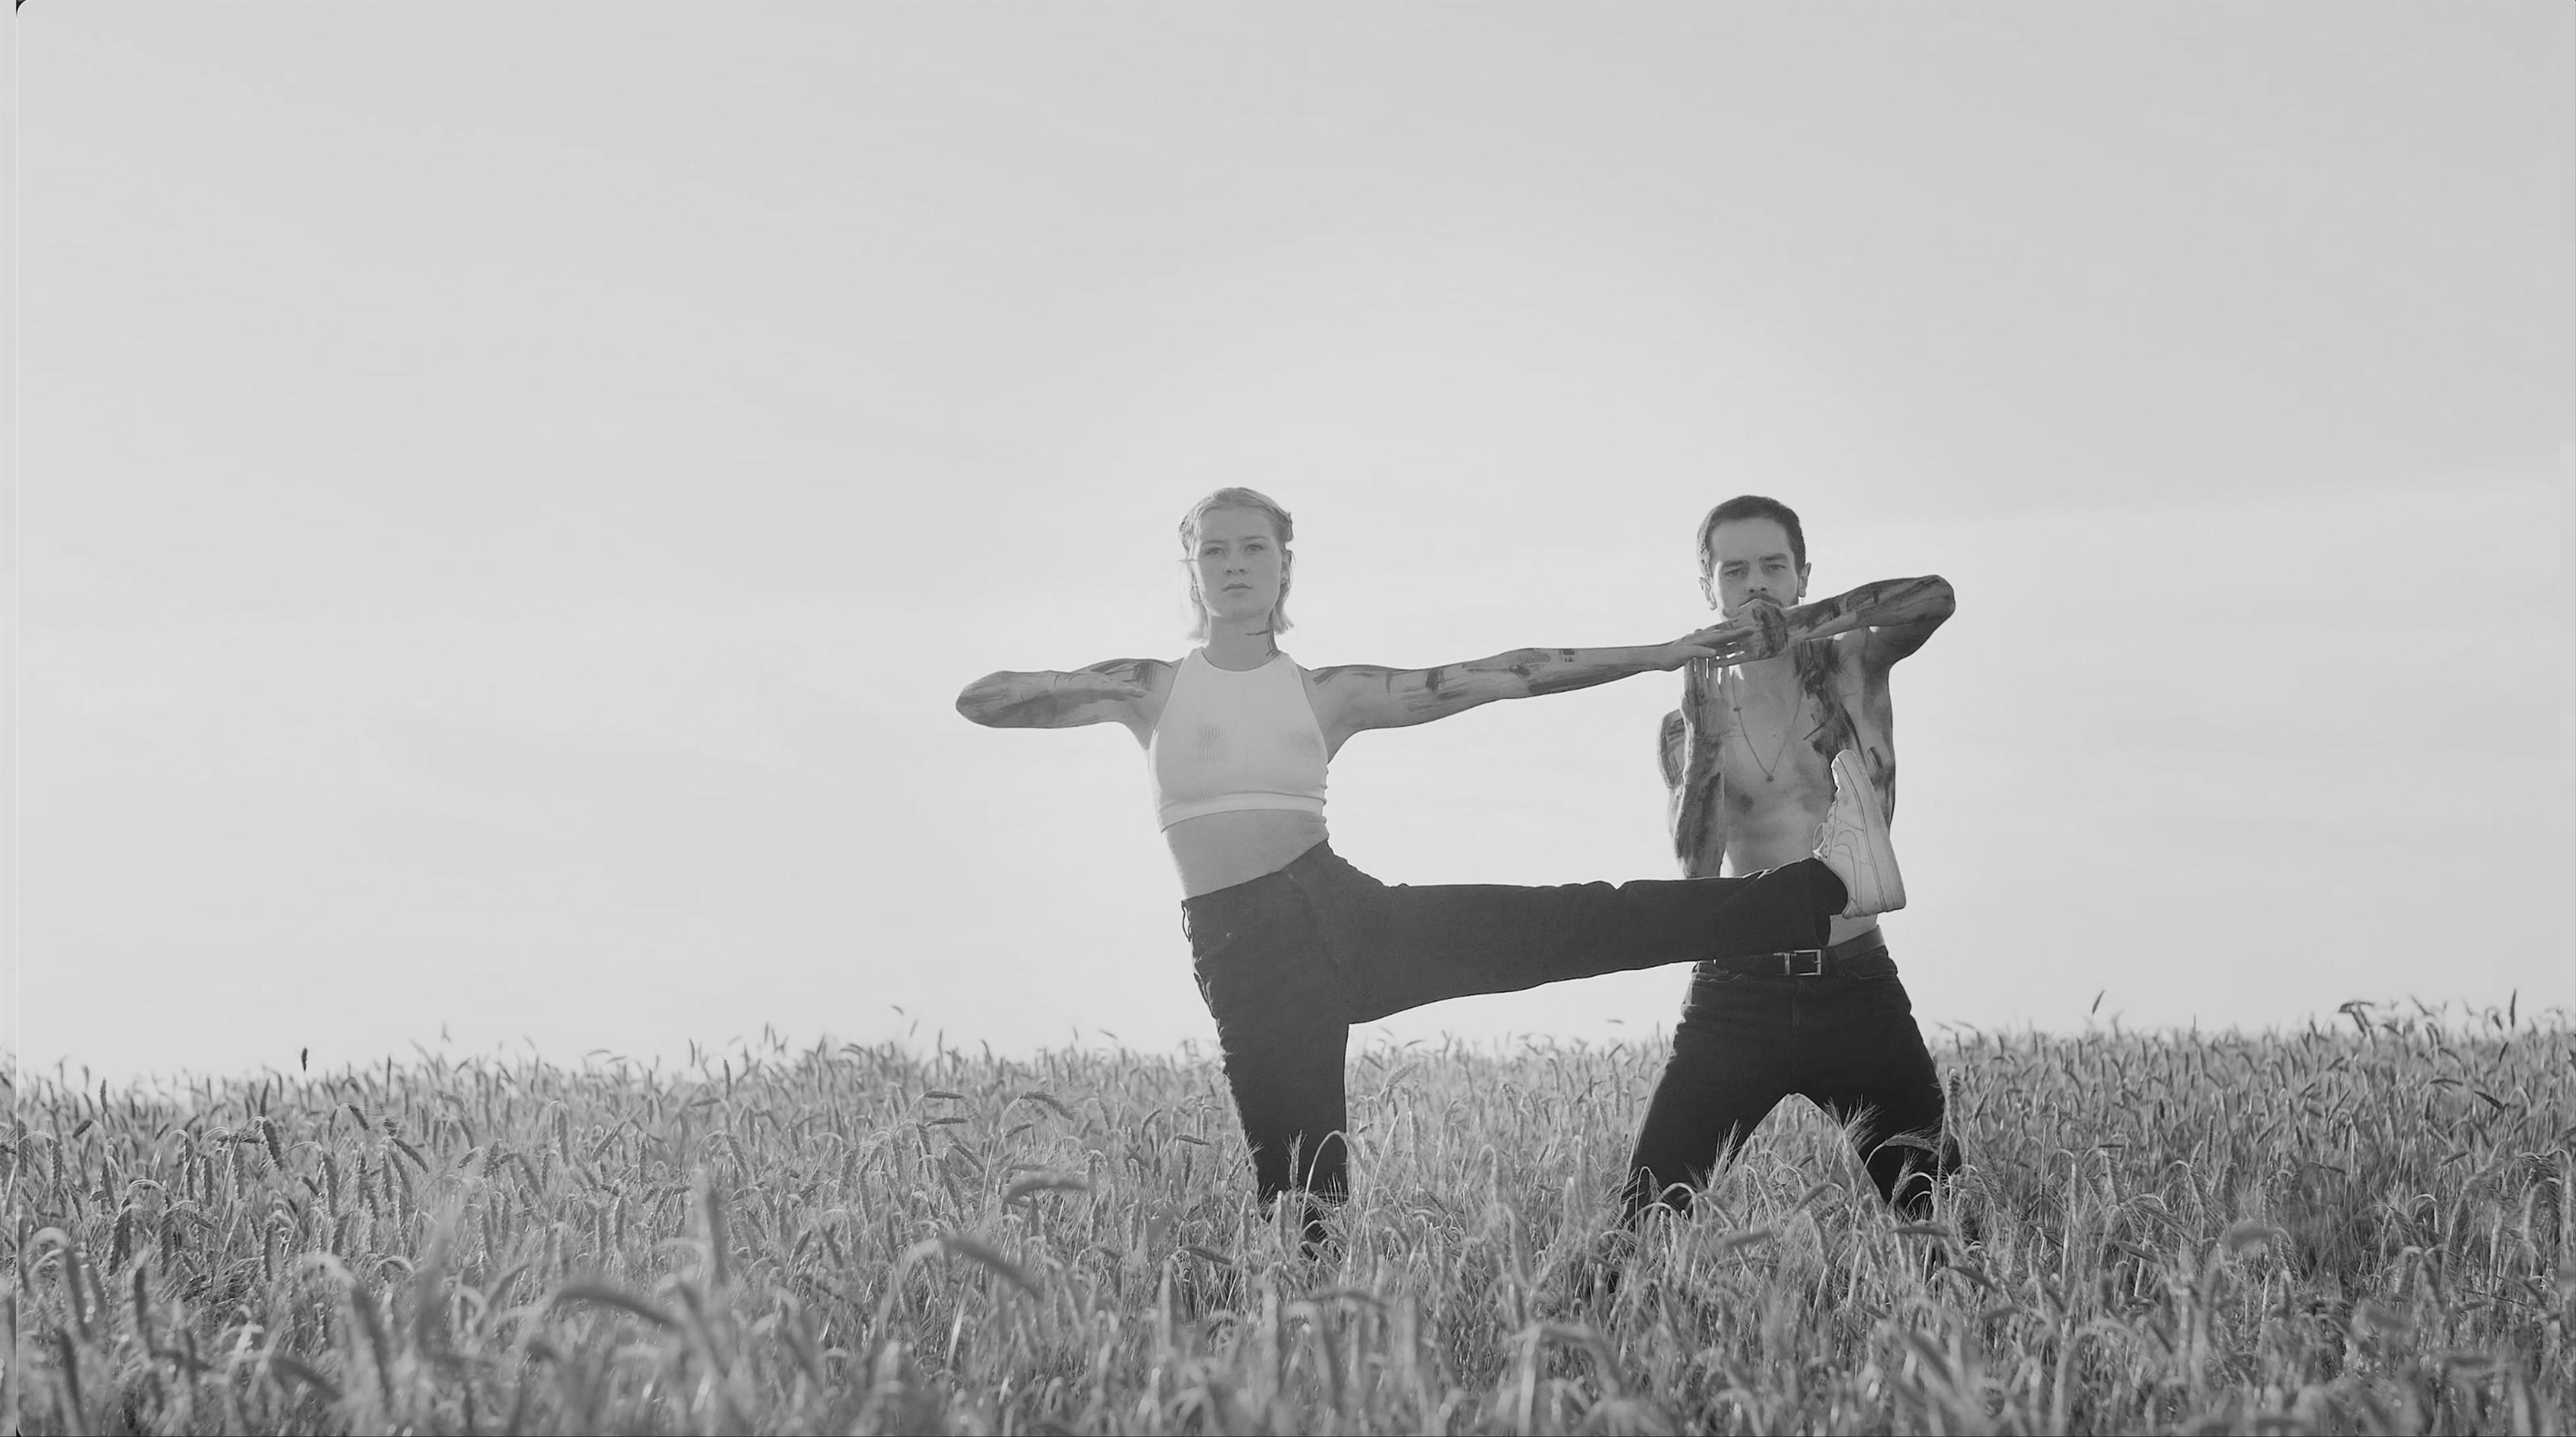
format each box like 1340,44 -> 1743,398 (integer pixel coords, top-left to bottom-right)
1681,639 -> 1898,872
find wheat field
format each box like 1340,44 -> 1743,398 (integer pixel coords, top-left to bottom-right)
7,1000 -> 2569,1435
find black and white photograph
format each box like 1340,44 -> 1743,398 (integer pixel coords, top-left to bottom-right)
10,4 -> 2574,1432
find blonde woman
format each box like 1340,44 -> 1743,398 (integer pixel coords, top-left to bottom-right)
957,488 -> 1902,1246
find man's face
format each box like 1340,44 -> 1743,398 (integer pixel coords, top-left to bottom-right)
1701,518 -> 1809,616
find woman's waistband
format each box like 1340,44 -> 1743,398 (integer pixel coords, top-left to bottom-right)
1179,839 -> 1342,911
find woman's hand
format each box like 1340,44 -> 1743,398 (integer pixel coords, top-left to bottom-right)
1668,601 -> 1788,668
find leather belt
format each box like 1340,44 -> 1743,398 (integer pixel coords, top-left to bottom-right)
1701,928 -> 1893,979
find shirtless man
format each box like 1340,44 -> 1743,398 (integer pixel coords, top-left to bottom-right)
1621,494 -> 1961,1225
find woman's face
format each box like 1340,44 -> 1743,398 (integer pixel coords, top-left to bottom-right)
1191,506 -> 1287,629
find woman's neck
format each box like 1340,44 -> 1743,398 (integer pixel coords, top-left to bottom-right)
1201,619 -> 1281,672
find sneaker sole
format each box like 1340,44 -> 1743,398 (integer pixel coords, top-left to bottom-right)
1825,750 -> 1905,917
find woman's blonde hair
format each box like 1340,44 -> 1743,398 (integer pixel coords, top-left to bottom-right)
1179,487 -> 1295,640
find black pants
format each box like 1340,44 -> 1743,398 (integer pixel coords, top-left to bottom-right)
1621,942 -> 1959,1224
1181,841 -> 1843,1224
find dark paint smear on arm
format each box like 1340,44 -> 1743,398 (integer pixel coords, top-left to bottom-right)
1027,693 -> 1093,723
1511,648 -> 1589,697
1792,643 -> 1858,758
1523,669 -> 1597,697
1793,639 -> 1899,817
989,686 -> 1092,726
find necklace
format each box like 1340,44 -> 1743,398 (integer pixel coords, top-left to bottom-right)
1725,668 -> 1805,783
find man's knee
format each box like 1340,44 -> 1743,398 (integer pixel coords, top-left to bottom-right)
1619,1161 -> 1706,1226
1866,1128 -> 1960,1216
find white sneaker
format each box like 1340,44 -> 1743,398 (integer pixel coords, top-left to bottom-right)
1814,750 -> 1904,918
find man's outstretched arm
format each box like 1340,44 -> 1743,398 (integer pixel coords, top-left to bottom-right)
1766,576 -> 1955,669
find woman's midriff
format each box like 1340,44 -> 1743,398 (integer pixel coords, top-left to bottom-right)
1167,808 -> 1331,898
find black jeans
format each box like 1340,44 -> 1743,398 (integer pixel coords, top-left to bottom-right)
1621,943 -> 1959,1224
1181,841 -> 1843,1226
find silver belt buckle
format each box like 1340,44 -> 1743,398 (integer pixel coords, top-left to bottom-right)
1782,948 -> 1827,978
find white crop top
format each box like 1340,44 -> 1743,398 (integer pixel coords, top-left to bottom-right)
1147,649 -> 1330,829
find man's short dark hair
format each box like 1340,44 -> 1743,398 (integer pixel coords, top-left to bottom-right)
1697,495 -> 1807,574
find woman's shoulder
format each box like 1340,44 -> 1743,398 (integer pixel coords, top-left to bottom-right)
1073,655 -> 1184,715
1296,653 -> 1381,684
1085,655 -> 1185,681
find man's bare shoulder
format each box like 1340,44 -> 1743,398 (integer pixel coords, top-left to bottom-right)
1823,631 -> 1871,678
1800,631 -> 1885,702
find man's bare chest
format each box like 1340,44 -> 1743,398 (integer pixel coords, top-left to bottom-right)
1682,654 -> 1898,824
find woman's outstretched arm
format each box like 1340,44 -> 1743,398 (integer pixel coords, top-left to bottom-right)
1307,613 -> 1785,746
956,659 -> 1167,734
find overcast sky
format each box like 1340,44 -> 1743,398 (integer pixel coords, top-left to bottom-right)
14,4 -> 2573,1085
